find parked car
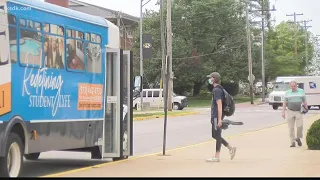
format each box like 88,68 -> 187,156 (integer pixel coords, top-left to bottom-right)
133,89 -> 188,110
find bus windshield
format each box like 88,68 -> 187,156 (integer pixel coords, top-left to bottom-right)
273,82 -> 290,91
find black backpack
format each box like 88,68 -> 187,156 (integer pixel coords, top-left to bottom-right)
216,85 -> 235,117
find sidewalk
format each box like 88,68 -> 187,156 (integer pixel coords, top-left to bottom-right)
58,114 -> 320,177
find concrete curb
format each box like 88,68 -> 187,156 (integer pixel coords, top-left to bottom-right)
133,111 -> 200,121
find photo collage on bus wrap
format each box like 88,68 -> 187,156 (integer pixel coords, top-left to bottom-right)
7,13 -> 102,74
44,23 -> 65,69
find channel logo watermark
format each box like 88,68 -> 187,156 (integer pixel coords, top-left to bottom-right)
7,6 -> 31,11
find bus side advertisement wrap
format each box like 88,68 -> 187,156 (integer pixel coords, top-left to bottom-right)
0,82 -> 11,116
78,83 -> 103,110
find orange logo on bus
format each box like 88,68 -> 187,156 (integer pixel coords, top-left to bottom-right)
0,82 -> 11,116
77,83 -> 103,110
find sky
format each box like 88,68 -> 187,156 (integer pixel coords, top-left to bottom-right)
77,0 -> 320,35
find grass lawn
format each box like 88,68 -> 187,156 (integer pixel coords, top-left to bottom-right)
132,96 -> 257,120
187,96 -> 258,108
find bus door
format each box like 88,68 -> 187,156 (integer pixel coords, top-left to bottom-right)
122,50 -> 133,157
103,48 -> 122,158
0,0 -> 12,117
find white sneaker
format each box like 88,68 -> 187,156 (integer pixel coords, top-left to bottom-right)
229,147 -> 237,160
206,157 -> 220,162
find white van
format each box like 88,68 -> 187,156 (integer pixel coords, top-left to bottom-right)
133,89 -> 188,110
268,76 -> 320,110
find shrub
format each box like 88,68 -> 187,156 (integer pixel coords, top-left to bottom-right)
306,119 -> 320,150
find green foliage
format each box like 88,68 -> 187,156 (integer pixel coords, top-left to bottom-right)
265,22 -> 315,80
221,82 -> 239,96
306,119 -> 320,150
131,0 -> 315,95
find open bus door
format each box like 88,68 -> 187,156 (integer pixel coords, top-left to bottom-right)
121,50 -> 133,157
103,48 -> 134,160
0,0 -> 12,118
104,48 -> 121,159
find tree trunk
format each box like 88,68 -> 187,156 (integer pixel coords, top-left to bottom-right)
193,82 -> 202,96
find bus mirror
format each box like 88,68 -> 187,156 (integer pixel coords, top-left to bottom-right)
134,76 -> 142,92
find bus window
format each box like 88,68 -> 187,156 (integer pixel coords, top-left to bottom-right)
43,24 -> 65,69
8,14 -> 17,64
27,19 -> 33,29
91,33 -> 96,42
85,42 -> 101,73
8,26 -> 17,64
50,24 -> 58,34
34,21 -> 41,31
8,14 -> 16,25
44,23 -> 49,33
90,33 -> 101,43
19,18 -> 26,27
66,29 -> 71,37
19,18 -> 42,66
96,35 -> 101,43
77,31 -> 84,39
0,29 -> 8,65
85,32 -> 90,41
66,29 -> 85,71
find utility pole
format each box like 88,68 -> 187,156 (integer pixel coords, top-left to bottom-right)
252,0 -> 276,102
286,12 -> 303,56
160,0 -> 166,100
299,20 -> 312,70
246,0 -> 254,104
159,0 -> 168,156
166,0 -> 173,111
139,0 -> 144,111
261,2 -> 266,102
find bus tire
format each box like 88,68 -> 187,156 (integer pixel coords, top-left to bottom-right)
0,133 -> 23,177
24,153 -> 40,161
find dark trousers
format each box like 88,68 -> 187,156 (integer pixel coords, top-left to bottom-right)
211,118 -> 229,152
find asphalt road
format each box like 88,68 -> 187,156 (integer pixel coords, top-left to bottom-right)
20,104 -> 320,177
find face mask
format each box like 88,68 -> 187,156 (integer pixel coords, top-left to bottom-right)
208,79 -> 213,85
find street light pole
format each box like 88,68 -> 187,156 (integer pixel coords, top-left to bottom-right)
139,0 -> 152,111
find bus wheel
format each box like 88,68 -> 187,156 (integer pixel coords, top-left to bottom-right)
24,153 -> 40,161
0,133 -> 23,177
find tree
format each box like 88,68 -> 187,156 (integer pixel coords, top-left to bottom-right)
265,21 -> 314,79
131,0 -> 315,96
133,0 -> 249,95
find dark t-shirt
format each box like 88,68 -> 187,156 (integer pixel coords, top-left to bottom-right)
211,86 -> 224,119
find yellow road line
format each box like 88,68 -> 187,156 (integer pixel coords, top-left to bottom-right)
42,113 -> 320,177
133,111 -> 200,121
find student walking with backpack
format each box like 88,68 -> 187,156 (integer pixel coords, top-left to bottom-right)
206,72 -> 237,162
